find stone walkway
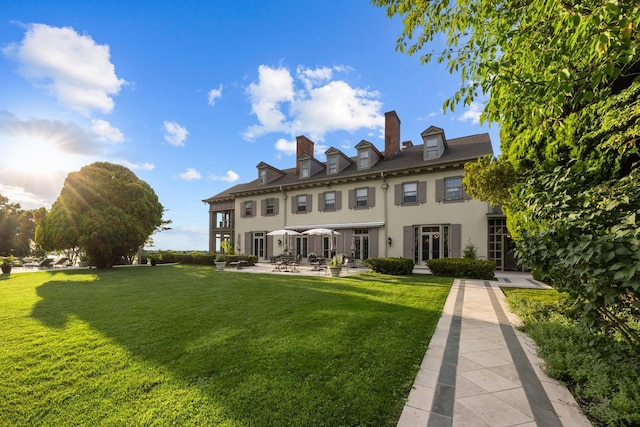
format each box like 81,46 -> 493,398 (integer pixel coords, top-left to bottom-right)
397,273 -> 591,427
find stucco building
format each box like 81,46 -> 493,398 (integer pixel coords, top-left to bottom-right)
203,111 -> 515,270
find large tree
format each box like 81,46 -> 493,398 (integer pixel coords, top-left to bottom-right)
373,0 -> 640,347
40,162 -> 166,268
0,194 -> 36,257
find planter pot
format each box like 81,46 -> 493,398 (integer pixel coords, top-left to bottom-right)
215,262 -> 226,271
1,265 -> 11,274
328,266 -> 342,277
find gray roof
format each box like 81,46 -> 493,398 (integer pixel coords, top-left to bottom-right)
203,132 -> 492,202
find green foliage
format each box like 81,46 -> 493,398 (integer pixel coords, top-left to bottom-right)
147,251 -> 257,266
0,194 -> 36,257
515,166 -> 640,349
426,258 -> 496,280
463,155 -> 518,207
504,288 -> 640,425
39,163 -> 166,269
462,240 -> 478,260
362,257 -> 414,275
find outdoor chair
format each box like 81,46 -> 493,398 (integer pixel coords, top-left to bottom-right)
53,257 -> 69,268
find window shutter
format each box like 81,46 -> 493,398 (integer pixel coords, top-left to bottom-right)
418,181 -> 427,203
349,189 -> 355,209
267,235 -> 274,258
394,184 -> 402,205
451,224 -> 462,258
307,194 -> 313,213
292,196 -> 297,214
403,226 -> 413,260
245,232 -> 251,256
240,202 -> 246,218
274,198 -> 279,215
335,191 -> 342,210
436,179 -> 444,202
251,200 -> 256,217
368,187 -> 376,207
369,228 -> 378,258
261,199 -> 266,216
318,193 -> 325,211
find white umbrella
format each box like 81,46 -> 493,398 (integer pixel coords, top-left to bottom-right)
267,229 -> 302,236
302,228 -> 341,256
301,228 -> 341,236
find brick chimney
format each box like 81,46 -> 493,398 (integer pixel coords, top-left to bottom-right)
296,135 -> 315,173
384,111 -> 401,160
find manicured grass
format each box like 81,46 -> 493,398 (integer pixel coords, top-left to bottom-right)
503,288 -> 640,427
0,266 -> 452,426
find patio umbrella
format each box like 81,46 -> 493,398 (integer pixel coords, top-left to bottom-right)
302,228 -> 341,255
301,228 -> 342,236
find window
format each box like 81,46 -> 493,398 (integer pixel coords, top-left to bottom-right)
403,182 -> 418,204
244,201 -> 253,217
265,198 -> 275,215
426,137 -> 439,159
324,192 -> 336,210
259,168 -> 266,184
356,188 -> 368,207
445,177 -> 463,200
297,195 -> 307,212
358,151 -> 369,169
327,155 -> 338,174
300,160 -> 310,178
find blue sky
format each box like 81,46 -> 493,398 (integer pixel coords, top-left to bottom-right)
0,1 -> 500,251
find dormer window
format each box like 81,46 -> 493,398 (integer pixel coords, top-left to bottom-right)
358,151 -> 369,169
327,155 -> 338,174
421,126 -> 447,160
258,168 -> 266,184
426,137 -> 440,159
300,160 -> 310,178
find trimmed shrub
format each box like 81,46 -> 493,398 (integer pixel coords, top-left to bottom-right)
426,258 -> 495,280
362,257 -> 414,275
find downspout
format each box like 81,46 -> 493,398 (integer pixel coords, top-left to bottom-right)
381,171 -> 389,258
280,186 -> 288,227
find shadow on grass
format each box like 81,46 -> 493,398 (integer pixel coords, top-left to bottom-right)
28,266 -> 450,425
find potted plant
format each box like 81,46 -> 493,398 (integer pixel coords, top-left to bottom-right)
215,254 -> 226,271
1,256 -> 14,274
328,254 -> 344,277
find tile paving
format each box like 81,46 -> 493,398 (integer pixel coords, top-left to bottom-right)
398,273 -> 591,427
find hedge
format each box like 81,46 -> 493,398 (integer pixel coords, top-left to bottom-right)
362,257 -> 414,275
426,258 -> 496,280
145,251 -> 257,267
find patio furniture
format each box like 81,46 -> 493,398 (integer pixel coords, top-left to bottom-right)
53,257 -> 70,268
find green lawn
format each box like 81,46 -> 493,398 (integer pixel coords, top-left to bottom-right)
0,266 -> 451,426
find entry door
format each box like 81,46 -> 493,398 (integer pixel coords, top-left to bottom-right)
353,231 -> 369,260
253,232 -> 265,259
295,236 -> 308,257
420,226 -> 441,262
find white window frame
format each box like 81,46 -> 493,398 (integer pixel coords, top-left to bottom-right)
445,177 -> 463,201
297,195 -> 307,212
358,151 -> 369,169
426,137 -> 440,159
327,155 -> 338,174
324,191 -> 336,210
244,201 -> 253,217
300,160 -> 310,178
403,182 -> 418,204
355,188 -> 368,207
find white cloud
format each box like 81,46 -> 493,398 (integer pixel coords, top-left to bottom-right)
117,160 -> 155,171
274,138 -> 296,155
208,84 -> 223,106
0,183 -> 51,210
209,170 -> 239,183
179,168 -> 202,181
2,23 -> 126,115
457,102 -> 483,125
92,119 -> 124,143
163,121 -> 188,146
243,64 -> 384,153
